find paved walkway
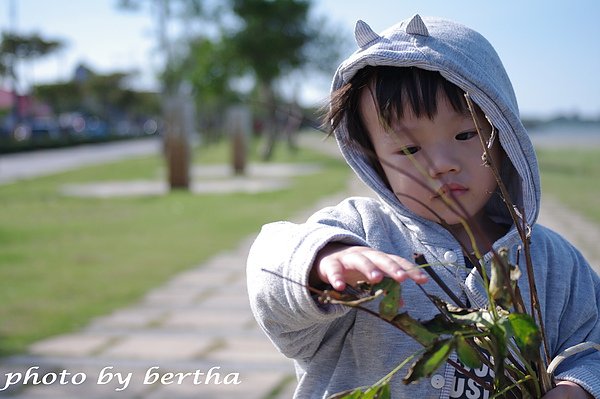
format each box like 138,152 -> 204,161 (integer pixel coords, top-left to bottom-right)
0,134 -> 366,399
0,138 -> 162,185
0,132 -> 598,399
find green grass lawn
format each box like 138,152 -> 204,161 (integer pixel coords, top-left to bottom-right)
537,147 -> 600,224
0,137 -> 349,356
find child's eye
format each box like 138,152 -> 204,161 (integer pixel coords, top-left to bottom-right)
398,146 -> 420,155
455,131 -> 477,141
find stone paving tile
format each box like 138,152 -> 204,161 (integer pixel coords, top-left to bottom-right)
165,268 -> 238,287
98,335 -> 215,361
161,309 -> 253,330
200,295 -> 251,314
87,307 -> 167,330
28,334 -> 113,358
212,295 -> 248,308
204,336 -> 292,364
202,283 -> 245,298
203,253 -> 250,273
141,286 -> 207,307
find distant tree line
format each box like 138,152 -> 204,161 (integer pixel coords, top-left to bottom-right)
34,65 -> 160,122
1,0 -> 349,155
0,32 -> 161,152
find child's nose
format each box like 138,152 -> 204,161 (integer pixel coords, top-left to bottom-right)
426,148 -> 460,178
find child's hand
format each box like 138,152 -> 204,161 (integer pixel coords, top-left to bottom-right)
542,381 -> 593,399
310,243 -> 428,291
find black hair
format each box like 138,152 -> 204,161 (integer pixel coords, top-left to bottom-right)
326,67 -> 470,178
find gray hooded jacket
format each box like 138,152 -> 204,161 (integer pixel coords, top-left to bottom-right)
247,15 -> 600,399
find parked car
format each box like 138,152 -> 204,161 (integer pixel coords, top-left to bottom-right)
30,116 -> 61,141
58,113 -> 109,139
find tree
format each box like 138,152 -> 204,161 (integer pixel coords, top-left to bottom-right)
0,32 -> 63,83
0,32 -> 63,121
224,0 -> 345,159
118,0 -> 207,93
118,0 -> 208,190
117,0 -> 348,168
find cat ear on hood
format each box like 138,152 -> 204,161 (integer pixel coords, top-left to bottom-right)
405,14 -> 429,36
354,20 -> 380,48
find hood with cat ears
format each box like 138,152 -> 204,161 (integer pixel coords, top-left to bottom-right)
330,15 -> 541,231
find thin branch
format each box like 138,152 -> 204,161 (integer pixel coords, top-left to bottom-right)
464,93 -> 553,394
414,253 -> 465,307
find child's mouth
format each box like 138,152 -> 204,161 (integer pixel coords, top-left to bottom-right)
433,183 -> 468,199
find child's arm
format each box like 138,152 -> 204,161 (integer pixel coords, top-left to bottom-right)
247,219 -> 365,360
247,197 -> 410,361
309,242 -> 428,291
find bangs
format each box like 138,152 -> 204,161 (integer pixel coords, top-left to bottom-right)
369,67 -> 469,128
325,66 -> 472,183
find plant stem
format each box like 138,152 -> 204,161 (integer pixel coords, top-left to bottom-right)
374,351 -> 421,385
414,254 -> 466,307
490,375 -> 535,399
464,93 -> 552,394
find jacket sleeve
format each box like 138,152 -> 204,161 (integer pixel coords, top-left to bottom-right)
539,227 -> 600,398
246,198 -> 375,361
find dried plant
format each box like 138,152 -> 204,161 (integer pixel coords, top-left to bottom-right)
261,93 -> 600,398
314,93 -> 599,399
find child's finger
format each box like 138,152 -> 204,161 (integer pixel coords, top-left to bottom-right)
341,252 -> 386,284
332,258 -> 383,287
394,255 -> 428,283
366,253 -> 427,284
320,258 -> 347,291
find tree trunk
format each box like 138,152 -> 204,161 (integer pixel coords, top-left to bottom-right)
259,83 -> 278,161
163,94 -> 191,190
226,105 -> 251,175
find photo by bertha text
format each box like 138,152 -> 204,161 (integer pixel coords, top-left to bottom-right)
1,365 -> 241,392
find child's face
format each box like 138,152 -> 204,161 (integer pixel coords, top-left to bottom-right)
359,89 -> 502,228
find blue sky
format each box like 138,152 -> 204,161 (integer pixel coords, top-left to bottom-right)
2,0 -> 599,118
